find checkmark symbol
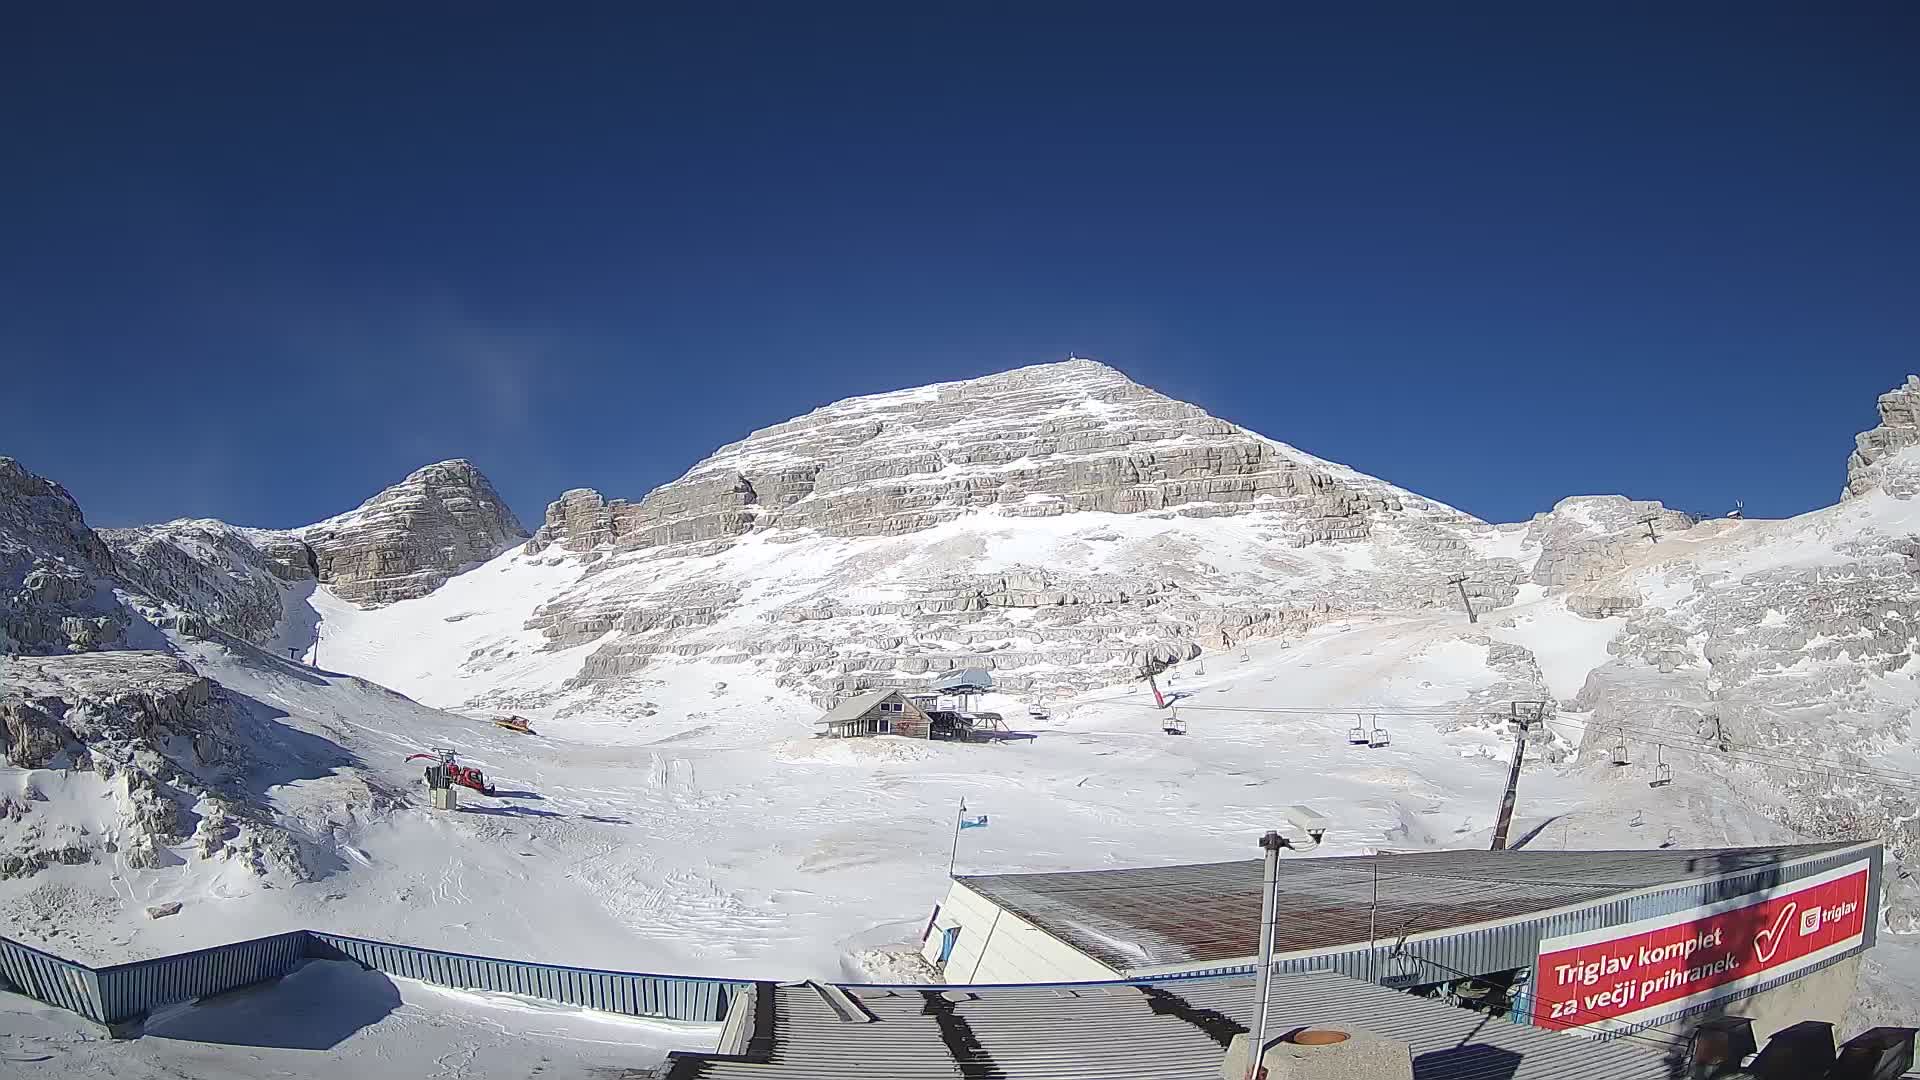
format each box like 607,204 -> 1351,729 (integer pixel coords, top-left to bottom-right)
1753,903 -> 1797,963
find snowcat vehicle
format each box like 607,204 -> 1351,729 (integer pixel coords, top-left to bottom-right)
406,751 -> 496,796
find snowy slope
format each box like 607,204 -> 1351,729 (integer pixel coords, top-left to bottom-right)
7,614 -> 1637,979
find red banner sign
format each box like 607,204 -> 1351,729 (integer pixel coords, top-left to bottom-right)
1534,859 -> 1870,1031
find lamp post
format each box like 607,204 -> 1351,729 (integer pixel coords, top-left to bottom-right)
1249,830 -> 1286,1079
1247,810 -> 1328,1080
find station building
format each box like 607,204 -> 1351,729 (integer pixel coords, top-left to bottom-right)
918,841 -> 1883,1039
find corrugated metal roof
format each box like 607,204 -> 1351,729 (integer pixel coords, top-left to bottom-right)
957,843 -> 1857,972
817,689 -> 900,725
665,969 -> 1674,1079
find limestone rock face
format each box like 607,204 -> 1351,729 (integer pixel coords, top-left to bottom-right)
0,650 -> 325,886
104,459 -> 527,640
529,360 -> 1440,553
0,457 -> 127,654
103,519 -> 314,645
296,459 -> 527,606
1845,374 -> 1920,499
502,361 -> 1527,706
1523,495 -> 1697,588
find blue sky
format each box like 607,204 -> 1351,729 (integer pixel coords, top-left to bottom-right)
4,4 -> 1915,530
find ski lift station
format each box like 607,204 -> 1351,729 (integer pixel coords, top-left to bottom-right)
918,840 -> 1885,1042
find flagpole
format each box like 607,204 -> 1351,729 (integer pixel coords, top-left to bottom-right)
948,797 -> 966,876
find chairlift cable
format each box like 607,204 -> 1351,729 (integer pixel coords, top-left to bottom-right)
1537,715 -> 1920,787
1536,717 -> 1920,792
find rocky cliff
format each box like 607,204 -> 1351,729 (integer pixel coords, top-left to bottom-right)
296,459 -> 526,606
528,360 -> 1448,555
500,361 -> 1535,706
102,459 -> 526,648
0,459 -> 346,891
102,520 -> 315,646
1845,375 -> 1920,499
0,457 -> 127,654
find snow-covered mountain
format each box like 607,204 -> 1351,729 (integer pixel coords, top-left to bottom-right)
316,360 -> 1558,720
3,359 -> 1918,1026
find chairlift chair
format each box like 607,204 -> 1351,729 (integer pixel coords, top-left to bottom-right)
1649,745 -> 1673,788
1611,731 -> 1630,766
1163,710 -> 1187,736
1369,725 -> 1392,749
1348,717 -> 1370,745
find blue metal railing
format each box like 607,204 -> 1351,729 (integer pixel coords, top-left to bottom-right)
0,932 -> 104,1021
0,928 -> 747,1028
93,930 -> 309,1024
307,931 -> 747,1022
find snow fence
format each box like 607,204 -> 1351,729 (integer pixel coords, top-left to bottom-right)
0,932 -> 103,1021
0,928 -> 747,1028
306,931 -> 746,1022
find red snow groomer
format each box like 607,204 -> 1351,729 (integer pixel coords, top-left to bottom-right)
408,748 -> 495,796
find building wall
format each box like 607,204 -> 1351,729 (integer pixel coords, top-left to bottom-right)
895,698 -> 931,739
920,882 -> 1119,985
826,693 -> 931,738
941,842 -> 1883,1044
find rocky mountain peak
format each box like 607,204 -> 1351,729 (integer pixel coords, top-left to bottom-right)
1844,375 -> 1920,499
104,459 -> 528,645
527,358 -> 1466,557
0,457 -> 127,654
291,458 -> 527,606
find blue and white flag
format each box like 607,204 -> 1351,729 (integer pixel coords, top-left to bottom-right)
959,814 -> 989,830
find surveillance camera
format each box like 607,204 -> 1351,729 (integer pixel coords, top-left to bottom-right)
1284,805 -> 1330,842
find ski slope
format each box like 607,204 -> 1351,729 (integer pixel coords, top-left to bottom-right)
9,603 -> 1765,985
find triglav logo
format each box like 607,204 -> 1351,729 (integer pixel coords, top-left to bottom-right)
1799,907 -> 1822,937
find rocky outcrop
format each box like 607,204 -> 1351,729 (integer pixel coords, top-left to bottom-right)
1845,374 -> 1920,499
1566,592 -> 1641,619
528,360 -> 1449,555
0,457 -> 128,654
1523,495 -> 1697,588
103,520 -> 313,645
0,650 -> 317,886
104,460 -> 526,636
296,459 -> 527,606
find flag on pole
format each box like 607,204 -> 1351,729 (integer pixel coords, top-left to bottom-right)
959,814 -> 990,830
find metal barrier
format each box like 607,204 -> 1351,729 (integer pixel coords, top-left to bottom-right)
0,933 -> 104,1022
1,929 -> 747,1029
307,931 -> 747,1022
93,930 -> 308,1024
